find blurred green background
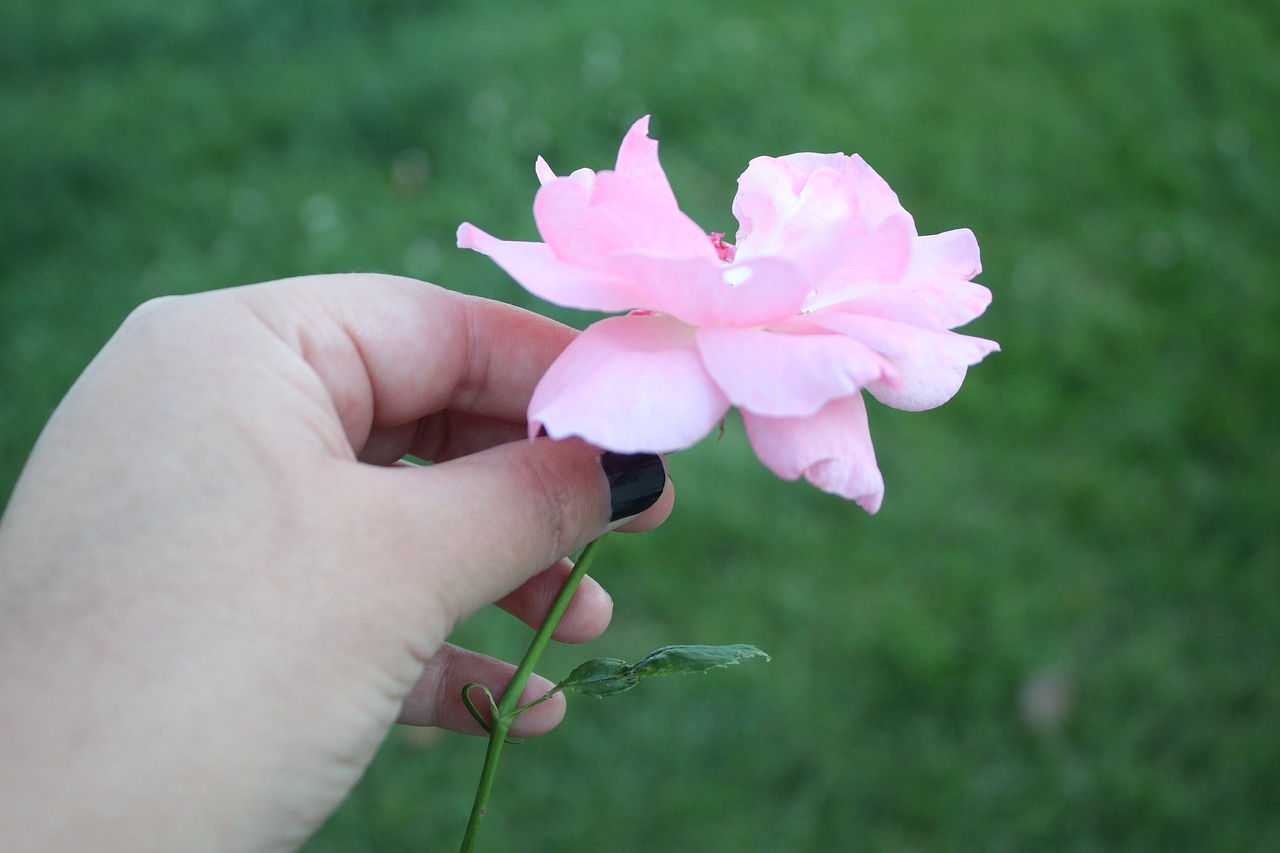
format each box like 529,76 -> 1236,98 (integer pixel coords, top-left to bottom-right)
3,0 -> 1278,849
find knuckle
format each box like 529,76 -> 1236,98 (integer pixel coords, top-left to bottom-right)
117,291 -> 231,349
118,294 -> 189,335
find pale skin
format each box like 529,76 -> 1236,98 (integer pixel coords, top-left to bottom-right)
0,274 -> 674,851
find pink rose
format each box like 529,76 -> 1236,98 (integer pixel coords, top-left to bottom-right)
458,117 -> 997,512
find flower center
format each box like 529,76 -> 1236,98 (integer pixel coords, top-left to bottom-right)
709,232 -> 736,263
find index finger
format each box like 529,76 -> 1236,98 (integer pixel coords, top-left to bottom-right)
235,273 -> 576,451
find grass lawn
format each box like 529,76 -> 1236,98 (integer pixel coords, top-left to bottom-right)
3,0 -> 1278,849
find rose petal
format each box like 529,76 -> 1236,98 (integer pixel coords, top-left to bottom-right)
777,153 -> 911,228
456,223 -> 641,312
865,363 -> 969,412
613,116 -> 682,212
731,156 -> 805,247
532,169 -> 713,269
844,277 -> 994,331
528,116 -> 711,268
529,313 -> 730,453
836,228 -> 989,330
807,214 -> 915,304
611,252 -> 810,327
808,312 -> 1000,367
534,156 -> 557,186
591,172 -> 716,258
696,324 -> 892,418
907,228 -> 982,280
735,166 -> 861,287
742,392 -> 884,512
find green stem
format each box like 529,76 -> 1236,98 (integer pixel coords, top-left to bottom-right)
458,535 -> 609,853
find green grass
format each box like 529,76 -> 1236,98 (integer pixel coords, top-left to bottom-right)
3,0 -> 1279,849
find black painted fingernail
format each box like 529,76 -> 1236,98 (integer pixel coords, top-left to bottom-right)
601,452 -> 665,522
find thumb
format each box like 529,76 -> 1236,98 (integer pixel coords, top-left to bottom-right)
351,437 -> 669,630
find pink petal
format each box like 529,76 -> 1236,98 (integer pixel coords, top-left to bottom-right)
529,313 -> 730,453
534,156 -> 557,186
731,156 -> 800,246
734,165 -> 861,286
807,214 -> 915,304
529,174 -> 619,266
456,223 -> 642,313
591,171 -> 716,258
840,228 -> 990,330
733,157 -> 914,306
610,252 -> 810,327
844,277 -> 993,331
532,168 -> 713,269
526,116 -> 710,269
777,153 -> 911,228
808,312 -> 1000,367
613,116 -> 682,212
908,228 -> 982,279
734,156 -> 871,240
865,363 -> 969,412
696,324 -> 892,418
742,393 -> 884,512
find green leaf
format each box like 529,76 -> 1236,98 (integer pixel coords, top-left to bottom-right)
557,644 -> 769,698
556,657 -> 639,697
628,644 -> 771,678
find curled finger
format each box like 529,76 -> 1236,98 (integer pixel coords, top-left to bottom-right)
397,643 -> 566,737
494,558 -> 613,644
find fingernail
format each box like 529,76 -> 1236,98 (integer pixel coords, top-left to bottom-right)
600,452 -> 665,522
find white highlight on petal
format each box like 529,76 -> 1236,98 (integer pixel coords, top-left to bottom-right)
723,265 -> 754,287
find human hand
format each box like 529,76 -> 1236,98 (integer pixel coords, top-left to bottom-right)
0,274 -> 672,851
